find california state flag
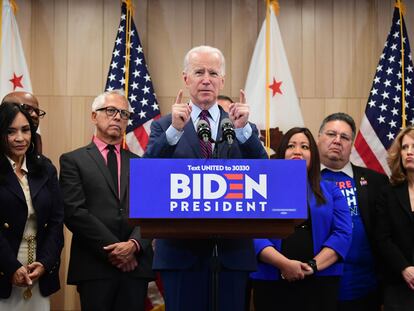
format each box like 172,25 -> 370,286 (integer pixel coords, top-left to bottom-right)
245,3 -> 303,134
0,0 -> 32,99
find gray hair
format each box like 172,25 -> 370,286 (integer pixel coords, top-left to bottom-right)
183,45 -> 225,76
319,112 -> 356,140
91,89 -> 131,112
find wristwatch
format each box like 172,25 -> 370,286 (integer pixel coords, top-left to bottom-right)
307,259 -> 318,273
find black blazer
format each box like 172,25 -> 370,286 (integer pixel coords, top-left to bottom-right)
352,164 -> 389,245
0,155 -> 64,298
376,181 -> 414,284
59,142 -> 154,284
145,107 -> 268,271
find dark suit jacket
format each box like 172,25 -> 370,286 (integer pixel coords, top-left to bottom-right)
376,181 -> 414,284
352,164 -> 389,246
145,108 -> 268,271
59,142 -> 154,284
0,155 -> 64,298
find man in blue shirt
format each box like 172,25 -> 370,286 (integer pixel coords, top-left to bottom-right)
317,112 -> 389,311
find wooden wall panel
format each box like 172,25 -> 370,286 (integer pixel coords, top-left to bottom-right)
212,0 -> 232,95
302,0 -> 316,98
31,0 -> 54,95
191,0 -> 206,46
333,0 -> 355,98
15,0 -> 32,72
278,0 -> 302,97
301,98 -> 325,137
315,0 -> 333,97
67,0 -> 103,96
354,0 -> 377,98
147,0 -> 192,111
230,0 -> 258,98
9,1 -> 414,310
53,0 -> 69,96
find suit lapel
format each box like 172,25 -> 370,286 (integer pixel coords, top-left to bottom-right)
27,161 -> 48,200
86,142 -> 119,198
120,150 -> 129,201
353,165 -> 371,230
395,182 -> 413,219
182,120 -> 201,157
4,168 -> 26,204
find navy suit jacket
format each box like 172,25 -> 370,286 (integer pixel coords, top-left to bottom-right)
0,155 -> 64,298
145,107 -> 268,271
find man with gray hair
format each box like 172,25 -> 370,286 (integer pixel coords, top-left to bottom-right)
317,112 -> 388,311
59,90 -> 154,311
145,45 -> 267,310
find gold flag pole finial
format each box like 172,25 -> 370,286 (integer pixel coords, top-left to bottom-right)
10,0 -> 19,15
269,0 -> 280,16
395,0 -> 406,15
122,0 -> 134,15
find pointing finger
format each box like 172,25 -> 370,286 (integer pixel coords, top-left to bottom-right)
239,89 -> 246,104
175,89 -> 183,105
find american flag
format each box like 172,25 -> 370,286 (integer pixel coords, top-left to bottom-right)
105,1 -> 160,156
351,4 -> 414,176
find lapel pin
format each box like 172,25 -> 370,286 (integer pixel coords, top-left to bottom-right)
360,177 -> 368,186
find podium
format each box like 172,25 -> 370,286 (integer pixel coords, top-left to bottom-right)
130,158 -> 307,239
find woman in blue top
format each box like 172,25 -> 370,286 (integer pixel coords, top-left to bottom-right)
251,127 -> 352,311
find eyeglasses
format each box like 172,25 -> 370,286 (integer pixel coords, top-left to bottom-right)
323,130 -> 352,143
96,106 -> 131,120
21,103 -> 46,118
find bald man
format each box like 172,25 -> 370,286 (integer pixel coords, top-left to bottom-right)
2,91 -> 45,153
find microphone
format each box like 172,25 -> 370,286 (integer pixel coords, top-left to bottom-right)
220,118 -> 235,145
197,119 -> 211,143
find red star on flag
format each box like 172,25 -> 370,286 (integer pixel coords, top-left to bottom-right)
269,77 -> 283,97
9,73 -> 24,90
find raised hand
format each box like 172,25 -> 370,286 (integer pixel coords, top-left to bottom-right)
171,89 -> 192,131
228,89 -> 249,129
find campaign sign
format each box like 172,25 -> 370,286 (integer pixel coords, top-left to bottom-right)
130,159 -> 307,219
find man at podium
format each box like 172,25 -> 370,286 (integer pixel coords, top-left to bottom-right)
145,45 -> 267,311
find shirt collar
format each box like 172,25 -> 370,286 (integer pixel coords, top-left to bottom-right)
6,155 -> 28,174
93,136 -> 121,153
190,101 -> 220,124
321,161 -> 353,178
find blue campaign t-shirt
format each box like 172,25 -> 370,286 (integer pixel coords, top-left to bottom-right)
321,169 -> 377,301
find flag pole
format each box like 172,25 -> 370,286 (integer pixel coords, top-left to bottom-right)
0,2 -> 3,66
124,0 -> 132,97
396,0 -> 406,127
265,0 -> 271,152
122,0 -> 133,149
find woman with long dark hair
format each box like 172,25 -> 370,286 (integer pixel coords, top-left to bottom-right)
251,127 -> 352,311
0,102 -> 63,310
